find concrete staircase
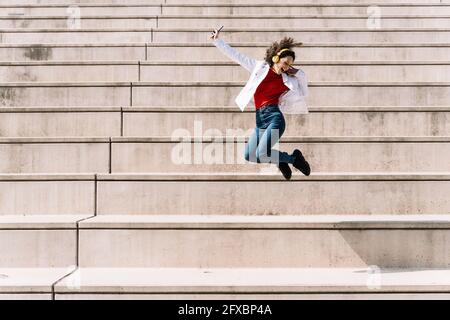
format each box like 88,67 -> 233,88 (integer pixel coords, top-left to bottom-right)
1,0 -> 450,300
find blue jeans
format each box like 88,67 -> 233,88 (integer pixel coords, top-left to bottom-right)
244,104 -> 295,164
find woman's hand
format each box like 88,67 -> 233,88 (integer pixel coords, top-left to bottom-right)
210,26 -> 223,40
286,66 -> 299,76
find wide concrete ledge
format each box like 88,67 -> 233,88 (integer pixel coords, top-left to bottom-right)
4,83 -> 448,107
151,28 -> 450,43
96,172 -> 450,181
131,81 -> 450,86
110,137 -> 450,173
54,268 -> 450,294
2,42 -> 449,48
78,222 -> 450,268
1,5 -> 448,17
2,28 -> 450,43
1,42 -> 448,62
146,27 -> 450,32
0,215 -> 91,229
122,105 -> 450,130
111,136 -> 450,143
2,105 -> 449,112
1,3 -> 449,9
24,27 -> 445,32
122,105 -> 450,112
79,214 -> 450,230
130,83 -> 450,107
147,42 -> 450,47
3,14 -> 450,19
122,106 -> 450,137
139,60 -> 450,65
4,136 -> 449,143
0,268 -> 74,294
163,3 -> 450,7
3,81 -> 448,87
4,60 -> 450,66
95,173 -> 450,215
1,2 -> 449,6
54,293 -> 450,300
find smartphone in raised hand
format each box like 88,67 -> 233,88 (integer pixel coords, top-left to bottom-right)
211,25 -> 224,39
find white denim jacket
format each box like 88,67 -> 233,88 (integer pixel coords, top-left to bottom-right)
213,38 -> 309,114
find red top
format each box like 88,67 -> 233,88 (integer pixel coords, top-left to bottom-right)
254,67 -> 289,109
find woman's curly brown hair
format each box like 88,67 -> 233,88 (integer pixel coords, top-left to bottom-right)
265,37 -> 303,66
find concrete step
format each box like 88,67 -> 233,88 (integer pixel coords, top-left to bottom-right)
123,106 -> 450,137
1,3 -> 449,16
2,43 -> 448,62
0,174 -> 95,215
129,82 -> 450,107
0,4 -> 161,16
0,15 -> 157,29
0,138 -> 110,174
2,0 -> 162,3
163,0 -> 449,3
3,60 -> 449,82
54,267 -> 450,299
0,61 -> 140,82
1,173 -> 449,216
0,29 -> 154,44
0,43 -> 147,61
110,136 -> 450,174
0,215 -> 89,267
95,173 -> 450,215
3,15 -> 450,29
77,214 -> 450,268
3,81 -> 449,107
0,82 -> 130,107
139,61 -> 450,82
157,15 -> 450,29
161,5 -> 450,15
2,28 -> 449,44
154,28 -> 450,43
2,106 -> 449,138
2,0 -> 160,3
1,136 -> 449,174
146,42 -> 450,62
55,292 -> 450,300
0,268 -> 72,300
0,107 -> 121,137
156,14 -> 450,28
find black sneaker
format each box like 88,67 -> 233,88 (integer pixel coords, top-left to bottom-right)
277,162 -> 292,180
292,149 -> 311,176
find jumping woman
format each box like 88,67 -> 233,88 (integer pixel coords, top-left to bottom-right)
210,27 -> 311,180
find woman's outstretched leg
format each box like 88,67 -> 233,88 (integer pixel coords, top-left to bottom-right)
244,127 -> 260,163
256,119 -> 295,165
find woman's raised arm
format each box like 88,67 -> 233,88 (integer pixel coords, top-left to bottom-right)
210,27 -> 257,73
